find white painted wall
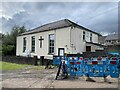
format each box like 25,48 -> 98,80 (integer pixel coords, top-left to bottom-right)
92,33 -> 98,43
70,27 -> 99,54
16,26 -> 99,58
55,27 -> 71,55
17,30 -> 55,58
16,27 -> 70,58
70,27 -> 85,54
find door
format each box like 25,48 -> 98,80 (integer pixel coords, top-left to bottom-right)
58,48 -> 65,56
86,46 -> 91,52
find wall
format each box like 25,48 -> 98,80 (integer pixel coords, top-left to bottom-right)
70,27 -> 99,54
70,27 -> 85,54
2,56 -> 36,65
86,43 -> 104,52
16,30 -> 55,58
16,27 -> 70,58
16,26 -> 99,57
55,27 -> 70,54
92,33 -> 98,43
83,50 -> 107,58
105,45 -> 120,53
2,56 -> 53,65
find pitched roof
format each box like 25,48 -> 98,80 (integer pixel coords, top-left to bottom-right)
105,34 -> 118,40
19,19 -> 101,36
98,36 -> 107,42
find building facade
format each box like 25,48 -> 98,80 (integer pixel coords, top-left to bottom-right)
99,34 -> 120,53
105,34 -> 120,46
16,19 -> 102,58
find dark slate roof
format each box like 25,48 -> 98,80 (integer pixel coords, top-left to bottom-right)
105,34 -> 118,40
98,36 -> 107,42
19,19 -> 101,36
86,42 -> 106,47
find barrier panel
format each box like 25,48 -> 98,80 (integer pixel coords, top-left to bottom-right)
118,58 -> 120,74
53,56 -> 120,78
67,57 -> 83,77
68,57 -> 78,77
83,57 -> 109,77
53,56 -> 61,65
84,60 -> 93,77
108,57 -> 119,78
75,57 -> 84,76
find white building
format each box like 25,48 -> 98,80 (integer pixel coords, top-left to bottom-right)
99,34 -> 120,53
105,34 -> 120,46
16,19 -> 103,59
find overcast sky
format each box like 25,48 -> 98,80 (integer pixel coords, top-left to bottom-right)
0,2 -> 118,36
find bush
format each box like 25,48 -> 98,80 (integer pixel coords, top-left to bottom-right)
2,45 -> 15,56
2,25 -> 27,56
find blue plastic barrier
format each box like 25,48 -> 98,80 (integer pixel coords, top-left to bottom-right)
84,60 -> 93,77
68,57 -> 78,77
53,56 -> 61,65
53,56 -> 120,78
75,57 -> 84,76
84,58 -> 109,77
75,61 -> 82,76
108,57 -> 119,78
118,58 -> 120,74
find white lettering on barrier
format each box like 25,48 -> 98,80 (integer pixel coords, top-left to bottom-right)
98,61 -> 103,64
87,61 -> 92,65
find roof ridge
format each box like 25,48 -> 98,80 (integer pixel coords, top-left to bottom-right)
31,18 -> 70,31
19,19 -> 101,36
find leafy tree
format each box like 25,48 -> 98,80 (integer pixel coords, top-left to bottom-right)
2,45 -> 15,55
2,25 -> 27,56
0,33 -> 3,40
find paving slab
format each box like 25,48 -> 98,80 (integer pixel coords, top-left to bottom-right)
1,67 -> 119,89
52,77 -> 118,88
2,78 -> 39,88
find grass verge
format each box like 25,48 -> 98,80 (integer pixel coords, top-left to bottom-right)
0,62 -> 54,71
0,62 -> 30,70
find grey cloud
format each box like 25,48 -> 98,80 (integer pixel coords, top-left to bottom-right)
1,2 -> 118,35
86,7 -> 118,33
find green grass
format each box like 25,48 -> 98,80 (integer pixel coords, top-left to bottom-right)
0,62 -> 30,70
30,66 -> 46,70
0,62 -> 54,71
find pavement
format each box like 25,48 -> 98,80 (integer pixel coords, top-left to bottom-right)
1,66 -> 119,89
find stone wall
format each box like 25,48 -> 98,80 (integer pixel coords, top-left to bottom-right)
2,56 -> 53,65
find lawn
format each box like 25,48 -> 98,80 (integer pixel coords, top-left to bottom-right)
0,61 -> 47,70
0,62 -> 30,70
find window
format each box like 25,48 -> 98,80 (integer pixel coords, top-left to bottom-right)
90,33 -> 92,42
83,31 -> 85,41
49,34 -> 54,54
23,37 -> 26,52
31,36 -> 35,52
109,40 -> 111,43
39,36 -> 44,48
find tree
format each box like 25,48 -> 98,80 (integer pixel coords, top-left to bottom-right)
2,25 -> 27,55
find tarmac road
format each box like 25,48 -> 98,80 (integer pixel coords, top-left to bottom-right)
1,66 -> 119,89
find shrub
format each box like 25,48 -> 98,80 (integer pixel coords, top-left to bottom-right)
2,45 -> 15,56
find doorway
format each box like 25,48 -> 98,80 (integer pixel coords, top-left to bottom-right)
86,46 -> 91,52
58,48 -> 65,56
